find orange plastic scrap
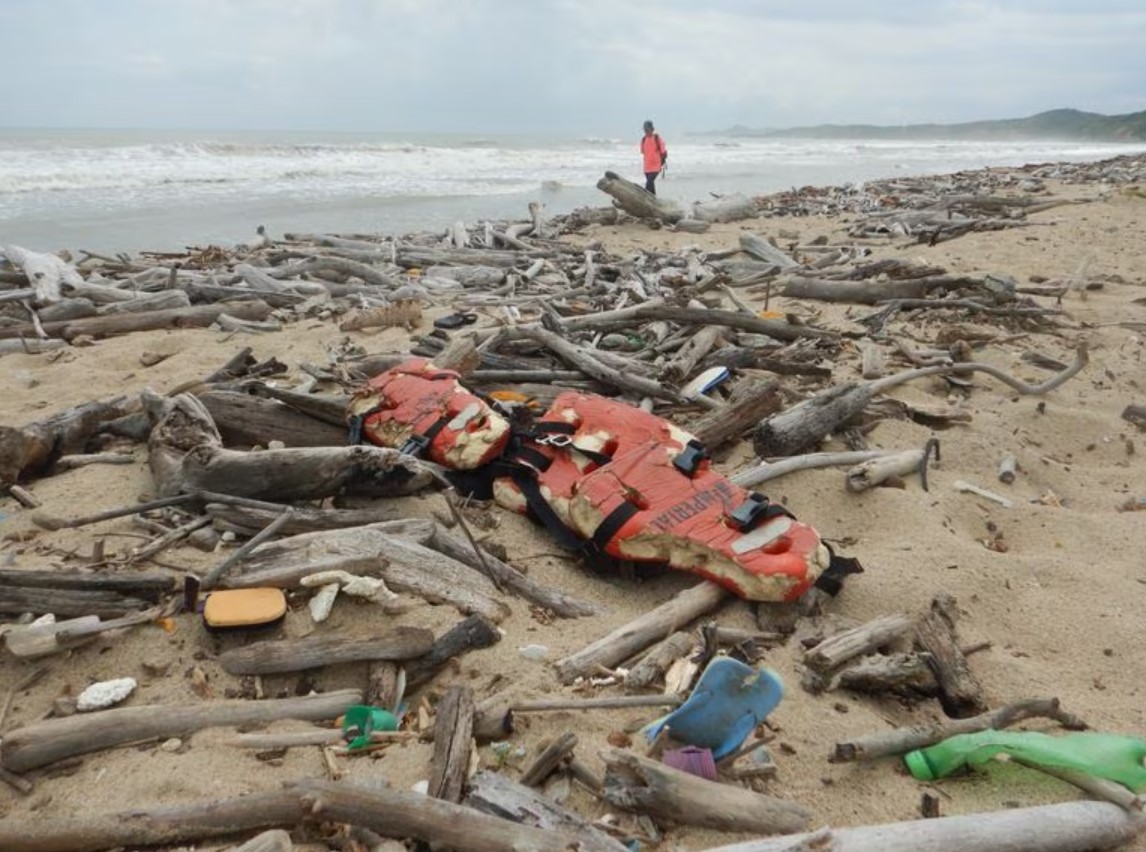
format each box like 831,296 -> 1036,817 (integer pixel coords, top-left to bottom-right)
492,391 -> 694,520
347,357 -> 510,470
567,441 -> 828,602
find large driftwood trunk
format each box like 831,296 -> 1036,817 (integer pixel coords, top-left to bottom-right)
0,690 -> 362,773
596,171 -> 686,222
739,233 -> 800,271
224,524 -> 511,622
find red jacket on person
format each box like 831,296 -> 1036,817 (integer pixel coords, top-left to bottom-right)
641,133 -> 667,173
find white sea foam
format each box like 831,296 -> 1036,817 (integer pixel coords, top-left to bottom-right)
1,129 -> 1141,251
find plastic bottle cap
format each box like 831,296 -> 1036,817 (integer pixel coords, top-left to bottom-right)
904,749 -> 937,781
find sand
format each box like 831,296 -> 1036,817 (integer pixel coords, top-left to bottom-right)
0,170 -> 1144,851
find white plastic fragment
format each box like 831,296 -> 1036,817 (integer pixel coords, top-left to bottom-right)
953,479 -> 1015,508
77,677 -> 137,712
518,644 -> 550,661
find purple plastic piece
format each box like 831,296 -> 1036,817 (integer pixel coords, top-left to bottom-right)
663,746 -> 718,781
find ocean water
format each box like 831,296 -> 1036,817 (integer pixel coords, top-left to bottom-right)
2,128 -> 1143,253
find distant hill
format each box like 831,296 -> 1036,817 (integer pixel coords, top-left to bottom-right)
710,109 -> 1146,142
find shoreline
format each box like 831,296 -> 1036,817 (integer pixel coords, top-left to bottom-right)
1,154 -> 1145,850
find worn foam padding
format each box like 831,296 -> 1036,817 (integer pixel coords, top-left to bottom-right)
202,587 -> 287,631
348,357 -> 510,470
645,657 -> 784,760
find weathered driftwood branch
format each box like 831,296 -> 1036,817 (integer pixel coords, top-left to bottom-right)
520,730 -> 578,788
914,593 -> 988,718
600,748 -> 811,834
404,614 -> 502,689
845,441 -> 938,493
731,450 -> 890,488
0,300 -> 273,341
427,684 -> 475,803
830,697 -> 1087,762
219,627 -> 435,675
0,396 -> 134,486
754,344 -> 1088,458
555,582 -> 729,684
740,233 -> 800,270
559,303 -> 835,342
0,689 -> 362,773
689,379 -> 781,449
804,614 -> 915,673
693,194 -> 757,224
780,275 -> 980,305
596,171 -> 686,222
698,801 -> 1144,852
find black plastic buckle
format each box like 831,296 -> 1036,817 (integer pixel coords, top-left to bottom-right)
729,493 -> 771,532
399,433 -> 431,456
672,439 -> 709,478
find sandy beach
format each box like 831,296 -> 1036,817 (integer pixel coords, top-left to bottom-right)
1,159 -> 1144,851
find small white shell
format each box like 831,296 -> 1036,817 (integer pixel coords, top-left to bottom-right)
77,677 -> 137,712
308,583 -> 340,623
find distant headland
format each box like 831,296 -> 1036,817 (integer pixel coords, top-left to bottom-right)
697,108 -> 1146,142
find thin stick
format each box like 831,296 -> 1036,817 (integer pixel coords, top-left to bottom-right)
512,695 -> 683,713
868,342 -> 1088,397
0,667 -> 49,734
732,451 -> 890,488
200,508 -> 295,590
129,516 -> 213,563
831,697 -> 1087,762
1010,757 -> 1143,812
32,494 -> 198,531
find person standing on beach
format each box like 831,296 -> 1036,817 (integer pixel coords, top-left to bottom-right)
640,120 -> 667,195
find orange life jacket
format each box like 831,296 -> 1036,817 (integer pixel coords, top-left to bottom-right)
642,132 -> 666,173
495,391 -> 828,602
347,358 -> 510,469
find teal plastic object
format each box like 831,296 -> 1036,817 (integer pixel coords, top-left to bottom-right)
904,730 -> 1146,792
342,704 -> 398,751
644,657 -> 784,760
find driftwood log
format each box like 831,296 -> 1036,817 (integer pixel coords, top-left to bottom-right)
218,627 -> 435,675
596,171 -> 686,222
699,801 -> 1144,852
0,689 -> 362,773
693,194 -> 757,224
600,748 -> 811,834
804,614 -> 915,673
624,631 -> 694,690
555,582 -> 729,684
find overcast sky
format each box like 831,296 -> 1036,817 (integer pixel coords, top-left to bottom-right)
2,0 -> 1143,134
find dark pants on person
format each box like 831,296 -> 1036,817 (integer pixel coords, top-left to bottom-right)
645,171 -> 659,195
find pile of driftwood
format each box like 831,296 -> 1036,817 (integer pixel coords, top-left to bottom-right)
1,155 -> 1142,852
